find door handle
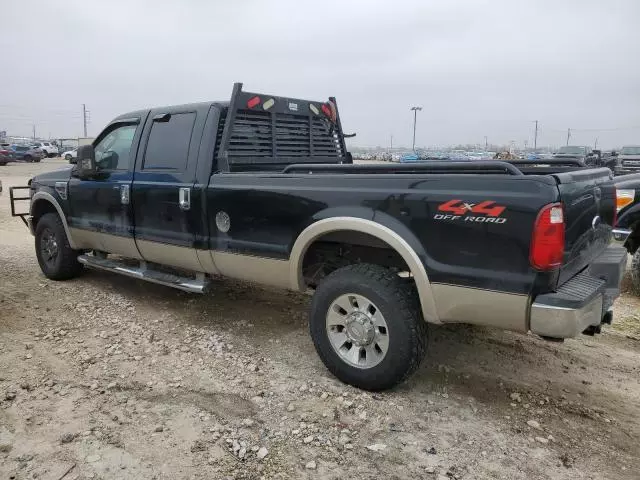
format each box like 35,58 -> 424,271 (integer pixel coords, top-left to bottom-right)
120,185 -> 130,205
179,187 -> 191,211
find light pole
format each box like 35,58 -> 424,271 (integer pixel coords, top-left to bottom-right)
533,120 -> 538,151
410,106 -> 422,152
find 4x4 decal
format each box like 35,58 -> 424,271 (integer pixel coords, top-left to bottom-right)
435,199 -> 507,224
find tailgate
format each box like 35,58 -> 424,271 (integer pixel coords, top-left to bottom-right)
555,168 -> 616,286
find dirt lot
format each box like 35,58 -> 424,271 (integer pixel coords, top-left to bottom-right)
1,159 -> 639,480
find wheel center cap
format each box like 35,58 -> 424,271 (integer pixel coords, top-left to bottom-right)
346,313 -> 375,345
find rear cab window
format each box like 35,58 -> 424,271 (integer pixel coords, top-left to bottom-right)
142,113 -> 196,171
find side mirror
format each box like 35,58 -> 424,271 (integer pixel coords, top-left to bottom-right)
73,144 -> 97,178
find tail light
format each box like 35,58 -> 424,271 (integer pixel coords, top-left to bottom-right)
616,188 -> 634,213
530,203 -> 565,270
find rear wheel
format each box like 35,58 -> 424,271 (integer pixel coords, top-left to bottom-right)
35,213 -> 83,280
309,263 -> 427,391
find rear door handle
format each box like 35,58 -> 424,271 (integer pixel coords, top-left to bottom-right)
179,187 -> 191,211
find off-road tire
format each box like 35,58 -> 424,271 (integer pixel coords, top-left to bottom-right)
35,213 -> 83,280
631,249 -> 640,293
309,263 -> 427,391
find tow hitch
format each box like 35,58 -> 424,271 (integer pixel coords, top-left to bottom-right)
582,309 -> 614,336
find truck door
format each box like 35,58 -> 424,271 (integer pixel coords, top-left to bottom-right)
67,119 -> 143,258
131,108 -> 205,271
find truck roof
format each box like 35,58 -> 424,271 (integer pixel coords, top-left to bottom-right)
112,101 -> 230,123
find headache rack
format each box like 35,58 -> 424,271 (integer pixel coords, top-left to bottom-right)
216,83 -> 348,172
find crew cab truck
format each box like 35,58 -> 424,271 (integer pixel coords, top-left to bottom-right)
10,83 -> 626,391
554,145 -> 600,166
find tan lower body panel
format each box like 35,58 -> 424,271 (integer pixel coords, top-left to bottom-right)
211,251 -> 291,290
69,228 -> 143,259
135,239 -> 203,271
431,283 -> 529,332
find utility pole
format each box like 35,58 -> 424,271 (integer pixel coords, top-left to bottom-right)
410,106 -> 422,152
533,120 -> 538,151
484,136 -> 488,150
32,125 -> 36,141
82,104 -> 88,137
566,128 -> 571,146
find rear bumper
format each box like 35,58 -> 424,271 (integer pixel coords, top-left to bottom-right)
530,246 -> 627,339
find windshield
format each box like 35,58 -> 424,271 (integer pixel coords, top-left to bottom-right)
621,146 -> 640,155
557,146 -> 586,155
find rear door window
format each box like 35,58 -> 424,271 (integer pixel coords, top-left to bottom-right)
142,113 -> 196,171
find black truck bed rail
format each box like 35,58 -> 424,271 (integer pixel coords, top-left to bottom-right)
283,161 -> 523,175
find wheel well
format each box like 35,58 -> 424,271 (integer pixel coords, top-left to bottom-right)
301,230 -> 411,288
627,221 -> 640,254
31,199 -> 58,228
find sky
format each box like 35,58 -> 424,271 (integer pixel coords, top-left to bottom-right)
1,0 -> 639,149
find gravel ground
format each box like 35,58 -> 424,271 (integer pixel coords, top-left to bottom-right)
1,159 -> 640,480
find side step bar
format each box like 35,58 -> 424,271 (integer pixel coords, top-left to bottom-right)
78,254 -> 210,294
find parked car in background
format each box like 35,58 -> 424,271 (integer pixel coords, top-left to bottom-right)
601,150 -> 619,170
612,174 -> 640,291
62,147 -> 78,163
11,145 -> 43,162
32,141 -> 59,158
614,146 -> 640,175
553,145 -> 599,166
0,145 -> 14,165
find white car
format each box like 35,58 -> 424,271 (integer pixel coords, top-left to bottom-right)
62,147 -> 78,163
33,141 -> 59,158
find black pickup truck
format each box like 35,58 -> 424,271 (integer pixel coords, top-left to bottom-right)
10,83 -> 626,390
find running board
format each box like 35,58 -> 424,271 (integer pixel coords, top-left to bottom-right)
77,255 -> 209,294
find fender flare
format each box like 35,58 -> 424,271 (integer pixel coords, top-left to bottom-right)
30,192 -> 78,249
616,202 -> 640,230
289,216 -> 440,324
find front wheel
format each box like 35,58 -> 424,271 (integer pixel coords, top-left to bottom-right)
24,155 -> 32,162
309,264 -> 427,391
35,213 -> 83,280
65,154 -> 72,161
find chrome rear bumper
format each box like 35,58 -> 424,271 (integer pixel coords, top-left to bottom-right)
531,294 -> 603,338
530,246 -> 626,339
